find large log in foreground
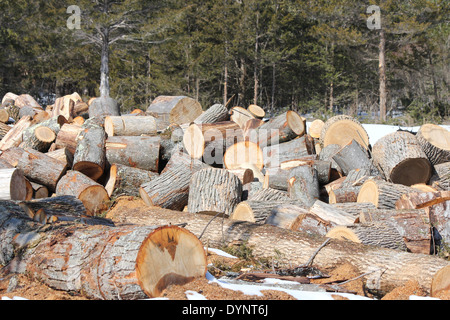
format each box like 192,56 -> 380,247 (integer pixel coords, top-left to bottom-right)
107,204 -> 449,295
0,208 -> 207,300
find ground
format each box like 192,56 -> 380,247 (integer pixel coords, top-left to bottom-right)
1,196 -> 448,301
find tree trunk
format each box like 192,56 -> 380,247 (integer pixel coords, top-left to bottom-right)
0,147 -> 67,192
187,168 -> 242,217
194,103 -> 229,124
288,165 -> 320,207
429,162 -> 450,191
100,33 -> 110,98
309,200 -> 357,226
56,170 -> 110,216
107,205 -> 450,295
248,188 -> 289,202
379,28 -> 387,122
105,136 -> 160,173
21,126 -> 56,152
372,131 -> 432,186
231,200 -> 305,224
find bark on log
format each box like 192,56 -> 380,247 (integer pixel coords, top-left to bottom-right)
309,200 -> 357,226
0,122 -> 11,140
29,182 -> 49,199
372,131 -> 432,186
147,96 -> 202,126
230,106 -> 255,129
416,124 -> 450,165
288,166 -> 320,207
107,205 -> 450,295
319,115 -> 370,150
242,181 -> 264,201
332,140 -> 378,176
21,126 -> 56,152
263,167 -> 290,191
429,162 -> 450,191
257,111 -> 305,148
56,170 -> 110,216
46,147 -> 74,169
187,168 -> 242,217
105,136 -> 160,173
357,179 -> 417,209
227,168 -> 254,185
0,168 -> 28,200
332,202 -> 378,221
104,116 -> 157,137
262,135 -> 315,168
140,156 -> 209,211
88,97 -> 121,118
0,147 -> 67,191
194,103 -> 229,124
231,200 -> 305,224
105,163 -> 159,198
73,125 -> 107,181
358,208 -> 433,254
0,115 -> 32,151
54,123 -> 84,154
0,209 -> 206,299
248,188 -> 290,202
328,187 -> 360,204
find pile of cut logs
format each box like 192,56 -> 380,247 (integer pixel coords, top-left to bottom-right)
0,92 -> 449,299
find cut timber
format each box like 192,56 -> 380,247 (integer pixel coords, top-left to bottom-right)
262,135 -> 315,168
309,119 -> 325,139
263,167 -> 290,191
358,209 -> 432,254
332,202 -> 377,221
105,136 -> 160,172
0,168 -> 27,200
140,157 -> 209,211
230,106 -> 255,129
332,140 -> 378,176
187,168 -> 242,217
0,122 -> 11,140
309,200 -> 357,226
0,147 -> 67,192
224,140 -> 264,170
429,162 -> 450,191
357,179 -> 417,209
372,131 -> 432,186
0,115 -> 32,151
56,170 -> 110,216
248,188 -> 289,202
416,124 -> 450,165
257,111 -> 305,148
104,116 -> 157,137
73,125 -> 107,181
247,104 -> 265,118
288,166 -> 320,207
147,96 -> 202,126
231,200 -> 305,224
194,103 -> 229,124
242,181 -> 263,200
21,126 -> 56,152
0,208 -> 206,300
46,147 -> 74,169
242,118 -> 264,139
431,266 -> 450,298
0,109 -> 9,123
395,191 -> 450,210
1,92 -> 18,104
30,182 -> 49,199
326,222 -> 407,251
105,163 -> 159,198
106,206 -> 450,294
227,168 -> 254,185
88,96 -> 120,118
51,95 -> 76,120
14,94 -> 42,111
54,124 -> 84,154
328,187 -> 360,204
319,115 -> 369,150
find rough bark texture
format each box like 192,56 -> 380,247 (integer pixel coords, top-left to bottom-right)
230,106 -> 255,129
54,124 -> 84,155
429,162 -> 450,191
104,116 -> 157,137
147,96 -> 202,126
332,140 -> 379,176
257,111 -> 304,148
416,124 -> 450,166
194,103 -> 229,124
89,97 -> 121,118
248,188 -> 289,202
231,200 -> 305,224
107,205 -> 450,295
0,116 -> 32,151
262,135 -> 315,169
309,200 -> 357,226
372,131 -> 432,186
187,168 -> 242,216
105,164 -> 159,198
288,166 -> 320,207
357,180 -> 417,209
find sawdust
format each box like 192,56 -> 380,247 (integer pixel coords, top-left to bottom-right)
381,280 -> 427,300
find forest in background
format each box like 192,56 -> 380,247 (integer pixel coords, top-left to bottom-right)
0,0 -> 448,125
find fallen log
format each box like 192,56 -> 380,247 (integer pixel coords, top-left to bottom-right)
288,165 -> 320,207
332,140 -> 378,176
0,208 -> 206,300
262,135 -> 315,169
309,200 -> 357,226
230,200 -> 305,224
107,204 -> 450,295
194,103 -> 229,124
230,106 -> 255,129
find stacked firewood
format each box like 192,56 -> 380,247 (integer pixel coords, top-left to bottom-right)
0,91 -> 449,299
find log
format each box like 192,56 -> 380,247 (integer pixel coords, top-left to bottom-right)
262,135 -> 315,169
415,124 -> 450,165
248,188 -> 290,202
257,111 -> 305,148
242,181 -> 264,201
0,122 -> 11,140
1,92 -> 19,104
395,191 -> 450,210
332,140 -> 378,176
431,265 -> 450,298
227,168 -> 254,185
104,116 -> 157,137
54,123 -> 84,154
46,147 -> 74,169
194,103 -> 229,124
0,115 -> 32,151
139,156 -> 209,211
288,165 -> 320,207
309,200 -> 357,226
107,205 -> 450,295
147,96 -> 202,126
223,140 -> 264,171
0,208 -> 207,299
372,131 -> 432,186
51,95 -> 76,120
0,168 -> 28,200
231,200 -> 305,224
56,170 -> 110,216
357,179 -> 417,209
242,118 -> 265,140
105,163 -> 159,198
105,136 -> 160,173
358,208 -> 433,254
73,125 -> 107,181
89,96 -> 121,118
14,94 -> 42,111
332,202 -> 378,221
202,126 -> 245,166
263,167 -> 290,191
187,168 -> 242,217
21,126 -> 56,152
309,119 -> 325,139
328,187 -> 360,204
326,222 -> 408,251
0,147 -> 67,191
429,162 -> 450,191
230,106 -> 255,129
0,108 -> 10,123
319,115 -> 370,150
29,182 -> 49,199
247,104 -> 265,119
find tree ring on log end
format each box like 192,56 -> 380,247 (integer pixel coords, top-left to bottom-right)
390,158 -> 432,187
73,161 -> 104,182
356,180 -> 379,207
135,225 -> 207,298
286,110 -> 305,136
